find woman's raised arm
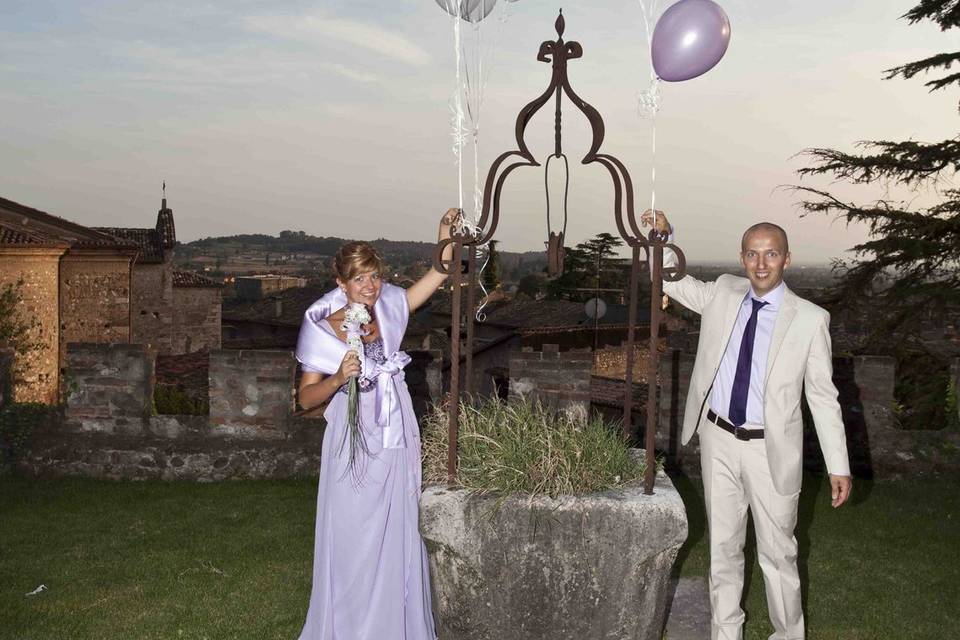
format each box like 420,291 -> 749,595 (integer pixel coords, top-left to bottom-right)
406,208 -> 460,313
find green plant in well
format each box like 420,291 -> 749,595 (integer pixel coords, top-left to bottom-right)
0,402 -> 51,472
421,396 -> 643,497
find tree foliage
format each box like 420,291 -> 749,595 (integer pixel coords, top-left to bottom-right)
791,1 -> 960,429
0,279 -> 42,371
545,233 -> 629,301
791,0 -> 960,351
481,240 -> 502,291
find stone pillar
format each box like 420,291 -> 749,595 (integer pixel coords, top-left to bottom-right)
0,348 -> 13,408
658,348 -> 697,465
852,355 -> 896,432
509,344 -> 592,419
407,349 -> 443,404
404,348 -> 443,417
209,350 -> 295,428
64,343 -> 154,434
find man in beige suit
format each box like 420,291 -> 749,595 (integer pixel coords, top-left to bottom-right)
642,210 -> 852,640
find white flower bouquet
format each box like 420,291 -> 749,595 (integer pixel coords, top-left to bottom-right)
340,303 -> 371,467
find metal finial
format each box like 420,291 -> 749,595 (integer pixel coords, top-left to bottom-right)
555,11 -> 565,38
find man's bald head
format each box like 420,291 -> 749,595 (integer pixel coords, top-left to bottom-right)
741,222 -> 789,254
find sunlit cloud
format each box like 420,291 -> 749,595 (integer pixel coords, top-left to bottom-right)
243,13 -> 431,67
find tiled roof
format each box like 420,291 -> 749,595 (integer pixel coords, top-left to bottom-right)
173,269 -> 223,288
222,283 -> 330,326
474,298 -> 588,328
0,219 -> 70,248
589,375 -> 649,408
156,204 -> 176,249
0,196 -> 137,252
93,226 -> 165,263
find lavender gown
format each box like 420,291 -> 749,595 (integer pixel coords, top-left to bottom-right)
294,283 -> 436,640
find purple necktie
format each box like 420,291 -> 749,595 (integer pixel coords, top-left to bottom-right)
728,298 -> 768,427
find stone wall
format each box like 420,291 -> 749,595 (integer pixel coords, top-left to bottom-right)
209,350 -> 295,427
59,254 -> 131,375
0,250 -> 63,403
130,262 -> 174,353
471,334 -> 522,398
20,342 -> 442,480
509,344 -> 592,419
658,350 -> 960,477
64,343 -> 154,433
171,286 -> 221,354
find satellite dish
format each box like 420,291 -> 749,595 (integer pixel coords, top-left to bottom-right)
584,297 -> 607,320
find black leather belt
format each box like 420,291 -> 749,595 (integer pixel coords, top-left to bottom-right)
707,409 -> 765,441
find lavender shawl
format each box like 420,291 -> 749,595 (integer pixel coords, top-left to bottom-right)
295,282 -> 411,449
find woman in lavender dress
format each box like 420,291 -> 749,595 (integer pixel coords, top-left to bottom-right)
293,209 -> 459,640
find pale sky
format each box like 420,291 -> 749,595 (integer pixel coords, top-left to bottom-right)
1,0 -> 955,263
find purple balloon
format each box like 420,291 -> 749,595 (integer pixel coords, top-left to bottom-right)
651,0 -> 731,82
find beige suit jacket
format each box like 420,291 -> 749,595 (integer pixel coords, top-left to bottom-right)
663,268 -> 851,494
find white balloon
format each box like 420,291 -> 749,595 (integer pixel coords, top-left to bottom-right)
435,0 -> 498,23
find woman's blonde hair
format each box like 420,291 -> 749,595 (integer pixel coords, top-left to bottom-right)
334,241 -> 384,281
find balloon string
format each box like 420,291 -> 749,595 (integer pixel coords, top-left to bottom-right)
637,0 -> 662,217
473,20 -> 482,224
651,116 -> 656,215
451,1 -> 464,212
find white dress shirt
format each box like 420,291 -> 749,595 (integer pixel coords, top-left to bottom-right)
707,281 -> 785,428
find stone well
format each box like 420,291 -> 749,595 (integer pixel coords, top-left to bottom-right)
419,463 -> 687,640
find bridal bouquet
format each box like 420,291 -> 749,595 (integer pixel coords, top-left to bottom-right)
339,303 -> 371,466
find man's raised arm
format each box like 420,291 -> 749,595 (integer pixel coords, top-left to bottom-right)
641,209 -> 716,315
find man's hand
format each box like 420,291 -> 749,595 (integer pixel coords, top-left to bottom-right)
641,209 -> 670,234
829,474 -> 852,508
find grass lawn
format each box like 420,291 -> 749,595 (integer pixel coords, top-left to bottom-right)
1,472 -> 958,639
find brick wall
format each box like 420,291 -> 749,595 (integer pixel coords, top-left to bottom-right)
509,344 -> 593,418
209,350 -> 295,428
0,250 -> 63,403
172,287 -> 221,354
130,262 -> 173,353
20,343 -> 441,480
64,343 -> 154,434
59,254 -> 131,375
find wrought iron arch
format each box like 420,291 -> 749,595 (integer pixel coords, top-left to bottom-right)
434,11 -> 688,494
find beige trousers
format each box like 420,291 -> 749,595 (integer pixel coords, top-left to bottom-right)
699,419 -> 804,640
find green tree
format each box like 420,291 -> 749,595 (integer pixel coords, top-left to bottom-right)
0,279 -> 42,384
578,232 -> 627,292
791,0 -> 960,428
792,0 -> 959,346
517,273 -> 545,299
545,244 -> 591,300
481,240 -> 502,291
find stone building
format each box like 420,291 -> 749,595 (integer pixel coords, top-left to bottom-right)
94,196 -> 222,355
171,269 -> 222,354
235,274 -> 307,301
0,194 -> 222,404
0,196 -> 138,403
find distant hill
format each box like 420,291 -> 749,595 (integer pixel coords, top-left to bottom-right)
177,232 -> 548,278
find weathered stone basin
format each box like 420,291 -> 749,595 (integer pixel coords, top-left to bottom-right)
419,463 -> 688,640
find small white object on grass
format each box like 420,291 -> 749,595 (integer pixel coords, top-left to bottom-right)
25,584 -> 47,596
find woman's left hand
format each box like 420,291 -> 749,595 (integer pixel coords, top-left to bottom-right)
440,208 -> 461,237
